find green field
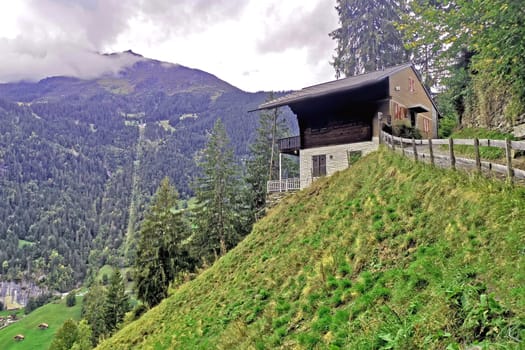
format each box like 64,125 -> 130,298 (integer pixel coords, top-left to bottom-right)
98,149 -> 525,349
0,296 -> 82,350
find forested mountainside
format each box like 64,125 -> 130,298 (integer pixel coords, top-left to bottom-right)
0,53 -> 294,290
98,150 -> 525,349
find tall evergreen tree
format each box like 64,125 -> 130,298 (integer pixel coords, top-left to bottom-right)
82,283 -> 107,346
134,177 -> 192,308
71,320 -> 93,350
104,269 -> 130,332
245,100 -> 293,217
49,319 -> 79,350
330,0 -> 409,77
193,119 -> 247,260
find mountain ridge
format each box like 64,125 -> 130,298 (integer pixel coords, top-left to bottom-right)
0,51 -> 295,291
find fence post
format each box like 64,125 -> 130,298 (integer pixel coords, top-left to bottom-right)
412,138 -> 418,161
473,138 -> 481,172
428,138 -> 434,166
449,138 -> 456,170
505,138 -> 514,181
392,134 -> 396,151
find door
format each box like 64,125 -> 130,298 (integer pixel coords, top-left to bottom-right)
312,154 -> 326,177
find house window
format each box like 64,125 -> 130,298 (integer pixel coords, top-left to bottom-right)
393,102 -> 407,120
312,155 -> 326,177
409,77 -> 415,93
423,118 -> 431,133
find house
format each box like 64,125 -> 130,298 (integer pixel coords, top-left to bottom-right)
255,63 -> 439,190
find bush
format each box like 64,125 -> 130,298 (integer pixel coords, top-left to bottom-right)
25,293 -> 54,314
393,125 -> 422,139
66,291 -> 76,307
438,114 -> 458,138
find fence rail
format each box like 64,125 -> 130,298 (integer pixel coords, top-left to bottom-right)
381,131 -> 525,181
267,178 -> 301,193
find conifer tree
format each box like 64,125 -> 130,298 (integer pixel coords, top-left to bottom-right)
49,319 -> 78,350
134,177 -> 192,308
104,269 -> 130,332
245,98 -> 293,217
82,283 -> 107,346
330,0 -> 409,77
71,320 -> 93,350
193,119 -> 247,260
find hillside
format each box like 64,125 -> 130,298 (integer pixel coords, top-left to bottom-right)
96,149 -> 525,349
0,52 -> 295,290
0,296 -> 82,350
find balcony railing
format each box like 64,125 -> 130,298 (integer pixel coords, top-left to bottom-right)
278,136 -> 300,154
267,178 -> 300,193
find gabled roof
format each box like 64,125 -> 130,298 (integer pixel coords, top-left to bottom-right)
255,63 -> 413,111
254,63 -> 442,117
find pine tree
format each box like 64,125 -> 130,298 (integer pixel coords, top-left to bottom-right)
192,119 -> 247,261
66,291 -> 76,307
49,319 -> 79,350
330,0 -> 409,77
245,98 -> 294,217
82,283 -> 107,346
71,320 -> 93,350
104,269 -> 130,332
134,177 -> 192,308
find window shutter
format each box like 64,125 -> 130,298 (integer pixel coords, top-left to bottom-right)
312,155 -> 327,177
312,155 -> 319,177
319,155 -> 326,176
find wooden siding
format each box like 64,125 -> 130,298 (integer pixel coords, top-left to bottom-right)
389,68 -> 436,138
302,121 -> 371,149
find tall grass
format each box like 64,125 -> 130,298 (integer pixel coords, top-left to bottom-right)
98,149 -> 525,349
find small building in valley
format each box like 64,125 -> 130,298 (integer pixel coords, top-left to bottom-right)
256,63 -> 439,190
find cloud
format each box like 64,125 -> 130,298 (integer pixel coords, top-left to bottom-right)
0,39 -> 144,82
256,1 -> 339,65
0,0 -> 248,82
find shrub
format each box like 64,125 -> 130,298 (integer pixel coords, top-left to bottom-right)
66,291 -> 76,307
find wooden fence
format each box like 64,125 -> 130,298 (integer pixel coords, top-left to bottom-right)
381,131 -> 525,181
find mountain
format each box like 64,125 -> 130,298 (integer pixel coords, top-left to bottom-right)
97,150 -> 525,349
0,51 -> 294,291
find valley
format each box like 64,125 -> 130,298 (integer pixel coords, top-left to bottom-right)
0,52 -> 295,294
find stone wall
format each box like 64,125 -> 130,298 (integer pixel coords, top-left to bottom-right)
299,140 -> 378,188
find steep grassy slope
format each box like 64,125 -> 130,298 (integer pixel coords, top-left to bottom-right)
0,296 -> 82,350
98,149 -> 525,349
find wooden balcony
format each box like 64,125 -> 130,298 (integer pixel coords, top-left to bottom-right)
267,178 -> 300,193
279,136 -> 300,154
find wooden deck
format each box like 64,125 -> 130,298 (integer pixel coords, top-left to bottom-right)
278,136 -> 300,154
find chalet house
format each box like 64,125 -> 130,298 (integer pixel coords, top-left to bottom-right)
256,63 -> 439,190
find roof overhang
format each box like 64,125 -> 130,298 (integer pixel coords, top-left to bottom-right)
251,63 -> 413,112
408,104 -> 429,113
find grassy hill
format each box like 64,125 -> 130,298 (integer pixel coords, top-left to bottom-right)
97,149 -> 525,349
0,296 -> 82,350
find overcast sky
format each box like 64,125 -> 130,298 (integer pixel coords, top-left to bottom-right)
0,0 -> 339,92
